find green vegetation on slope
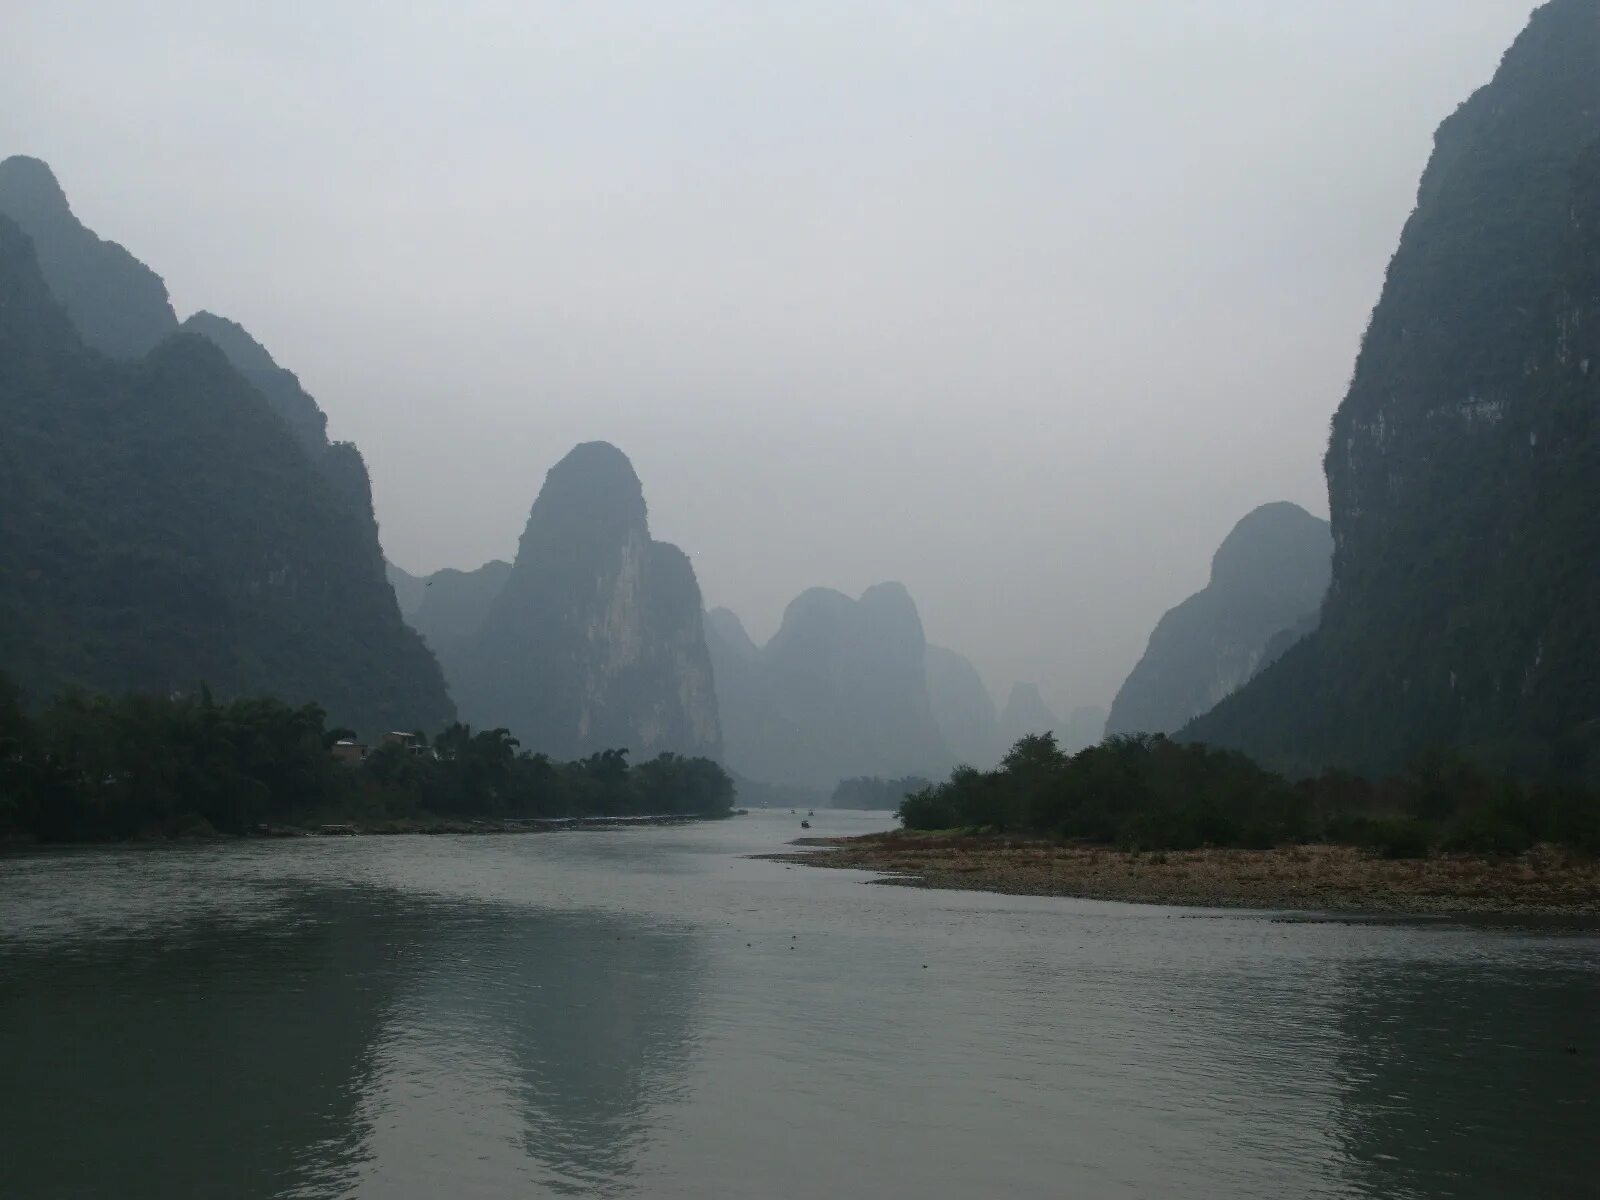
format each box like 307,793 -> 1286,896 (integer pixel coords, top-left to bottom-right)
0,674 -> 732,842
0,214 -> 452,735
1185,0 -> 1600,780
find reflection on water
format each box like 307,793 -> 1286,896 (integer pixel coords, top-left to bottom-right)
351,903 -> 704,1198
0,867 -> 705,1200
1,817 -> 1596,1200
1,884 -> 398,1199
1332,956 -> 1599,1200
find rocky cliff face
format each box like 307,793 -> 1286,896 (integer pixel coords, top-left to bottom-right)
452,443 -> 721,760
0,201 -> 452,735
704,585 -> 952,789
1187,0 -> 1600,777
1106,502 -> 1331,737
924,644 -> 998,767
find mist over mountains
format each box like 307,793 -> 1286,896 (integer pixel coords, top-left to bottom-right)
704,584 -> 950,790
1,1 -> 1596,797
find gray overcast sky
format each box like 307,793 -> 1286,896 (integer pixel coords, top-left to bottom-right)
5,1 -> 1536,714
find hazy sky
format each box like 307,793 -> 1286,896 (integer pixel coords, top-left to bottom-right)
5,1 -> 1536,714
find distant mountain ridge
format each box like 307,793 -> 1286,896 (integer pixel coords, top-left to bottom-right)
1107,502 -> 1330,737
0,157 -> 452,733
997,682 -> 1058,750
705,585 -> 952,789
389,559 -> 513,666
924,644 -> 998,766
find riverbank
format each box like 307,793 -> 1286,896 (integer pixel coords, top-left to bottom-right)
761,832 -> 1600,916
2,810 -> 741,849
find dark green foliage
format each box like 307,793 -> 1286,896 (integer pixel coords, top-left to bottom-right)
898,732 -> 1600,857
829,775 -> 931,810
0,210 -> 452,736
0,676 -> 734,842
1186,1 -> 1600,779
178,311 -> 328,452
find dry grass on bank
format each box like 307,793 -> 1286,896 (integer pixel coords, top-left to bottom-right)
760,832 -> 1600,916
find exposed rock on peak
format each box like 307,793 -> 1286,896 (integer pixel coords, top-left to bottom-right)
452,444 -> 720,762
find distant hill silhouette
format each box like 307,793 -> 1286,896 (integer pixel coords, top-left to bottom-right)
1107,502 -> 1330,737
705,585 -> 952,789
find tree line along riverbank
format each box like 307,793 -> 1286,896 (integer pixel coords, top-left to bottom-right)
0,676 -> 734,843
765,732 -> 1600,915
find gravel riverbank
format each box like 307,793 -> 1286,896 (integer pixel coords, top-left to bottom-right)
759,832 -> 1600,916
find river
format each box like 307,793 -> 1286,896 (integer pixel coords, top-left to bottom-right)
1,809 -> 1595,1199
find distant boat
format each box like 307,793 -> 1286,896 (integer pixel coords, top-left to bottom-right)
807,809 -> 814,817
800,819 -> 811,829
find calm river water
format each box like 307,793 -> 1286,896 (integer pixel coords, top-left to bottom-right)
1,810 -> 1596,1199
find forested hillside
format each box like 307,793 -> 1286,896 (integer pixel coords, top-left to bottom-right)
1187,1 -> 1600,780
0,167 -> 452,734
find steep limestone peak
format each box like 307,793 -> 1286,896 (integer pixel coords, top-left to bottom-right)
453,442 -> 720,761
0,155 -> 177,360
859,580 -> 917,614
1185,0 -> 1600,776
0,156 -> 70,217
1208,502 -> 1332,602
518,441 -> 648,556
705,607 -> 760,660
